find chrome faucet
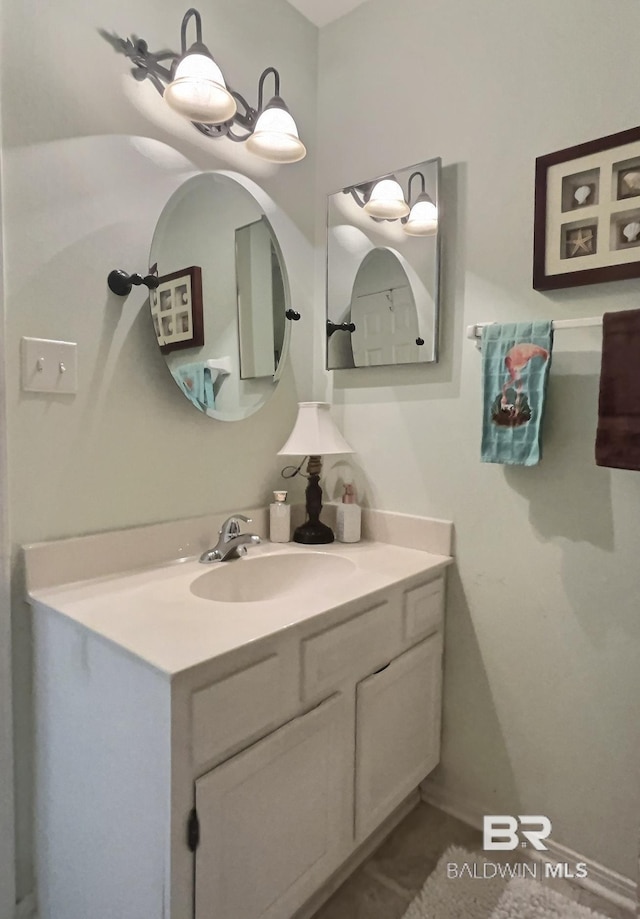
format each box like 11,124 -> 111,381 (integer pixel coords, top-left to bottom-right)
199,514 -> 261,563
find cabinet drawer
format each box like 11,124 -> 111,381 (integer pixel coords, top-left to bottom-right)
403,577 -> 444,643
355,634 -> 443,841
191,655 -> 288,767
301,600 -> 399,701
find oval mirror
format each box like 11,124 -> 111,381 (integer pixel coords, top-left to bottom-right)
150,172 -> 291,421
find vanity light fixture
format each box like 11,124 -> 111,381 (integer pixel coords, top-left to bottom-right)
245,74 -> 306,163
163,9 -> 236,124
345,170 -> 438,235
278,402 -> 354,545
108,8 -> 306,163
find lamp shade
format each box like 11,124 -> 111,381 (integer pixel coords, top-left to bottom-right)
364,178 -> 410,219
404,193 -> 438,236
278,402 -> 353,456
164,48 -> 237,124
245,96 -> 306,164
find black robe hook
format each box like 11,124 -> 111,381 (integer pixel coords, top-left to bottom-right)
108,269 -> 160,297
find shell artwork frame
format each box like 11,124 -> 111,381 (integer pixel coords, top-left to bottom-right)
151,266 -> 204,354
534,124 -> 640,290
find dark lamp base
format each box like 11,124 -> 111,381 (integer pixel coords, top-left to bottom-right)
293,520 -> 335,545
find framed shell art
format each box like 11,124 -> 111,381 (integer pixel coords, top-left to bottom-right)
150,265 -> 204,354
534,125 -> 640,290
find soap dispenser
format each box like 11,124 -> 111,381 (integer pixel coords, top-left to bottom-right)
269,490 -> 291,543
336,483 -> 361,543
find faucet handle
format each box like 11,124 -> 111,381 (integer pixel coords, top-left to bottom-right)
219,514 -> 252,537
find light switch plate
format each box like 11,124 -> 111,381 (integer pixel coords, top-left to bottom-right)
21,337 -> 78,394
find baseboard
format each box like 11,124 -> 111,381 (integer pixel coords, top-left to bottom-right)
420,777 -> 487,830
15,892 -> 36,919
421,779 -> 636,915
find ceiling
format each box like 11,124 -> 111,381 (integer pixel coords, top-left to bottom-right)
285,0 -> 369,27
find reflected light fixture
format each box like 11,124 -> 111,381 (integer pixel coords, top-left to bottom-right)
278,402 -> 354,545
345,170 -> 438,235
106,8 -> 306,164
363,177 -> 410,219
403,170 -> 438,236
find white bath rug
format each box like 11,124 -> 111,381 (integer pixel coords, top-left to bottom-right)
400,846 -> 610,919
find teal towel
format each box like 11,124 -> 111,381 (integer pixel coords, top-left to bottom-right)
171,362 -> 215,411
481,321 -> 553,466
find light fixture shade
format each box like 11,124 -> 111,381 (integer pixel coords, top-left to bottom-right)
404,194 -> 438,236
278,402 -> 353,456
164,49 -> 237,124
364,178 -> 410,219
245,96 -> 306,164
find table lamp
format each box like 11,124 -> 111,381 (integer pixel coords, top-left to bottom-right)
278,402 -> 354,544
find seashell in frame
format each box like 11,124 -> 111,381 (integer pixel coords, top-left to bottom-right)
623,221 -> 640,242
621,170 -> 640,194
574,185 -> 591,206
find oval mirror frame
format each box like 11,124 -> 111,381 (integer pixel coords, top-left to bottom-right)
150,172 -> 292,421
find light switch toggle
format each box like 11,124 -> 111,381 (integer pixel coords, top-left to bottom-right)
21,338 -> 78,394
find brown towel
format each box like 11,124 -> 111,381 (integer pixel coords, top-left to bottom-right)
595,308 -> 640,470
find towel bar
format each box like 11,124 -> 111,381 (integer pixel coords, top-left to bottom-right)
467,317 -> 603,346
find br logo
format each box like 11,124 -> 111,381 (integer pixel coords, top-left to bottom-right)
483,816 -> 552,851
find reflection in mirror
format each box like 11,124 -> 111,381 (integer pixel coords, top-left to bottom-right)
150,173 -> 291,422
350,249 -> 419,366
235,217 -> 287,380
326,157 -> 441,369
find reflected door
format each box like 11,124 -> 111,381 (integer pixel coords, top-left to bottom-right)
351,285 -> 420,366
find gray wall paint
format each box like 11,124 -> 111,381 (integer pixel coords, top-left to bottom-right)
2,0 -> 316,899
318,0 -> 640,881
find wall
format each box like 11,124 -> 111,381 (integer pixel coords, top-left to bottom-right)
1,0 -> 316,902
318,0 -> 640,881
0,0 -> 17,903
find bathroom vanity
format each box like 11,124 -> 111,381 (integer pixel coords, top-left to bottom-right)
25,510 -> 452,919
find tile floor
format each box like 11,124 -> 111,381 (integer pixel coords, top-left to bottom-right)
311,803 -> 633,919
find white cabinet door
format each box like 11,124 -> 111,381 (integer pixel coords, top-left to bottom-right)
355,634 -> 443,841
194,693 -> 352,919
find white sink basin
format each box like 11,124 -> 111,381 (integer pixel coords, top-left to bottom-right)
190,551 -> 357,603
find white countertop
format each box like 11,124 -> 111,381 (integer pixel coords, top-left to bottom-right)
28,540 -> 452,677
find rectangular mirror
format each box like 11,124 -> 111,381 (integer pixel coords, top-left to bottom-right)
236,216 -> 287,380
326,157 -> 441,369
